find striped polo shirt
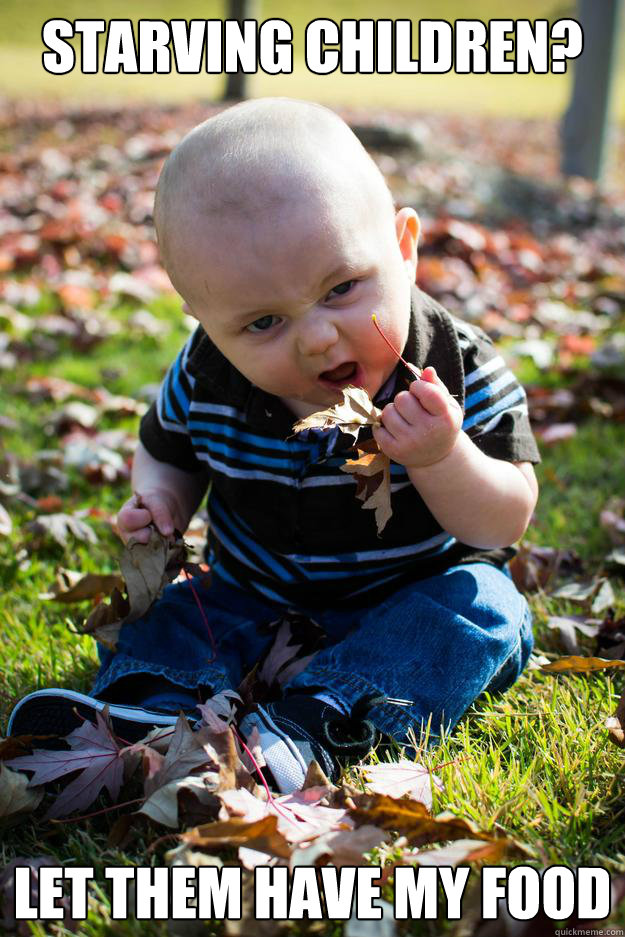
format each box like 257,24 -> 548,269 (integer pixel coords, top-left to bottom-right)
140,287 -> 540,608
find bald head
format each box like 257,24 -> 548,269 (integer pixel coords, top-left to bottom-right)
154,98 -> 396,287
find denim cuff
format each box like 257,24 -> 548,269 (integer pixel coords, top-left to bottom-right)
91,654 -> 233,700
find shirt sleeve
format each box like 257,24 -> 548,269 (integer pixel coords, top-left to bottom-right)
458,322 -> 541,464
138,327 -> 205,472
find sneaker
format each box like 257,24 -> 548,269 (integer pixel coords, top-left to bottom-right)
6,687 -> 201,746
238,693 -> 384,794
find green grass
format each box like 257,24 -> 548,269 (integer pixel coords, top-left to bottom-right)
2,289 -> 625,933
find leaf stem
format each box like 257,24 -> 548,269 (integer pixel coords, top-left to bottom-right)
371,315 -> 421,380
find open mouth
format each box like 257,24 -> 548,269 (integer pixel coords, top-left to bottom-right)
318,361 -> 359,387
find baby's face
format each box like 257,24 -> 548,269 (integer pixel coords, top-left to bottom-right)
173,195 -> 419,416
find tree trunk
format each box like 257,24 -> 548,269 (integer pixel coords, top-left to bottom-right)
561,0 -> 622,180
222,0 -> 255,101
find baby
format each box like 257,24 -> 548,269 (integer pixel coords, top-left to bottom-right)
9,99 -> 540,793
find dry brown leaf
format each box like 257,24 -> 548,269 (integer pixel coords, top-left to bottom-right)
292,385 -> 382,439
606,688 -> 625,747
142,717 -> 220,798
26,512 -> 97,548
289,823 -> 390,869
140,772 -> 220,829
79,527 -> 188,649
541,656 -> 625,673
41,568 -> 124,602
121,527 -> 187,623
293,390 -> 393,534
0,764 -> 44,828
341,442 -> 392,535
401,836 -> 514,867
350,794 -> 494,848
509,544 -> 582,593
80,586 -> 130,650
181,814 -> 293,859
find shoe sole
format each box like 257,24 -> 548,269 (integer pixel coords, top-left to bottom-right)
7,689 -> 189,746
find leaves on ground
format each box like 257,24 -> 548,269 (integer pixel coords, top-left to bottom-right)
5,708 -> 125,820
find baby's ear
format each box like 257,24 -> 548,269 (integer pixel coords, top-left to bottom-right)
395,207 -> 420,281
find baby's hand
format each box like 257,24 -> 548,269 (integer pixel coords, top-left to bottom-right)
116,489 -> 181,544
372,366 -> 463,469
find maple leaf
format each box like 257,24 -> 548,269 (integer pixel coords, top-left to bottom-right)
292,390 -> 393,534
341,437 -> 392,535
357,759 -> 443,807
5,708 -> 127,820
292,385 -> 382,440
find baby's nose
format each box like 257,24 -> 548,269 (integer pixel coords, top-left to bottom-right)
296,314 -> 339,357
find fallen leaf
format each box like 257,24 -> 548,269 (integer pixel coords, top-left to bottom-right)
357,759 -> 442,807
405,837 -> 512,867
142,716 -> 219,798
26,512 -> 97,548
542,656 -> 625,673
0,764 -> 44,827
509,544 -> 583,593
545,615 -> 600,655
350,794 -> 495,847
182,814 -> 293,859
41,568 -> 124,603
289,823 -> 390,868
140,772 -> 220,828
6,708 -> 127,819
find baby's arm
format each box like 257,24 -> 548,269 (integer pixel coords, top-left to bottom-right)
373,367 -> 538,549
117,441 -> 209,544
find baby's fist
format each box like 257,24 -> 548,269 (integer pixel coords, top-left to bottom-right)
116,489 -> 181,544
373,366 -> 463,469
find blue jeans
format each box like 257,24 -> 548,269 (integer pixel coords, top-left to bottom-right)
93,563 -> 533,744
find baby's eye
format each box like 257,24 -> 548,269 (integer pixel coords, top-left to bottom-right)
246,314 -> 280,333
328,280 -> 355,298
